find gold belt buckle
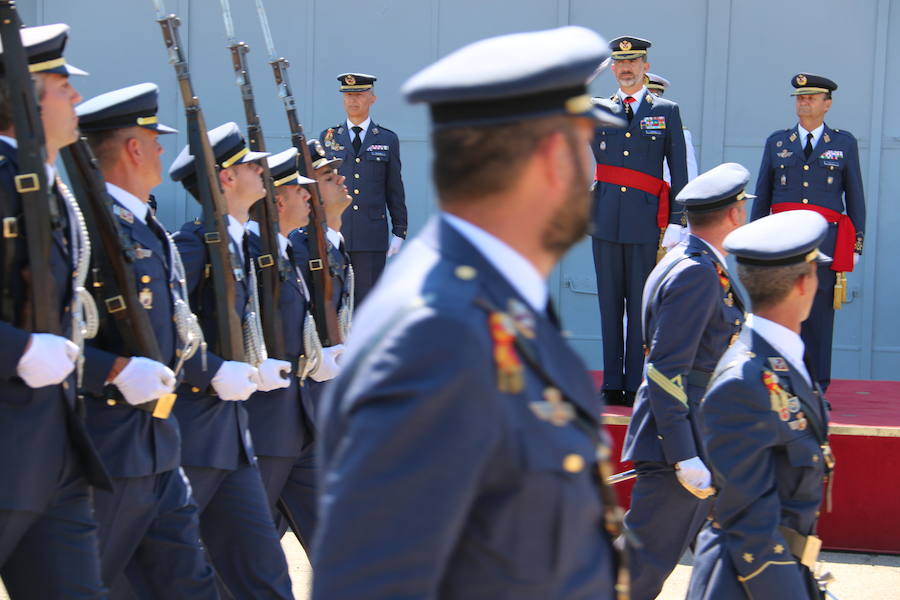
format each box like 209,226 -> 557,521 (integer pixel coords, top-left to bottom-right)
152,393 -> 177,419
800,534 -> 822,569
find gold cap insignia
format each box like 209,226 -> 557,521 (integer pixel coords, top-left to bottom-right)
345,74 -> 356,86
796,74 -> 807,86
619,39 -> 632,51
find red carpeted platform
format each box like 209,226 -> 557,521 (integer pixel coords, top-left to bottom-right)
594,372 -> 900,554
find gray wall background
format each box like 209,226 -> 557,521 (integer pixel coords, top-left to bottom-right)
23,0 -> 899,380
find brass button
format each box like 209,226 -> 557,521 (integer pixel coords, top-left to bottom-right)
191,386 -> 201,393
354,189 -> 360,195
354,173 -> 360,179
563,454 -> 584,473
106,399 -> 116,406
355,157 -> 361,163
625,132 -> 631,138
353,205 -> 359,211
454,265 -> 477,280
802,199 -> 809,204
651,136 -> 657,140
175,349 -> 182,357
803,182 -> 809,188
735,319 -> 741,325
141,275 -> 151,283
620,186 -> 627,192
62,381 -> 69,390
803,165 -> 810,171
812,454 -> 819,463
623,150 -> 630,156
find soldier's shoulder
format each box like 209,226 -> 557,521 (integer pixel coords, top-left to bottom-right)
707,344 -> 769,401
321,125 -> 342,138
650,95 -> 678,110
766,128 -> 792,142
592,96 -> 618,111
829,127 -> 857,141
174,218 -> 205,239
372,123 -> 398,138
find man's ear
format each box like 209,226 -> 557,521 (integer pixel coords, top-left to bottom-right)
218,166 -> 235,189
124,136 -> 142,167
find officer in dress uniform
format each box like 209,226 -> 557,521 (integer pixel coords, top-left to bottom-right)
622,163 -> 749,600
312,26 -> 626,599
245,147 -> 336,550
751,73 -> 865,391
688,210 -> 836,600
169,123 -> 294,599
319,72 -> 407,306
0,24 -> 111,598
645,73 -> 699,182
76,83 -> 219,598
591,36 -> 689,406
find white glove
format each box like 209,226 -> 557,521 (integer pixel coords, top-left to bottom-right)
853,253 -> 860,266
257,357 -> 291,392
387,235 -> 404,257
113,357 -> 176,406
310,344 -> 345,382
676,456 -> 712,490
211,360 -> 260,401
16,333 -> 79,388
661,224 -> 685,250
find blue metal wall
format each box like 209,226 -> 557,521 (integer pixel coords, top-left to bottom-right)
24,0 -> 899,380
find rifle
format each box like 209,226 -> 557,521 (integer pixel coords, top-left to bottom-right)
60,139 -> 177,419
0,0 -> 61,335
219,0 -> 286,359
152,0 -> 244,362
254,0 -> 341,346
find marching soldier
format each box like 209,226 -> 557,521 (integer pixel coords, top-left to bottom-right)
751,73 -> 865,391
645,72 -> 699,182
622,163 -> 748,599
0,23 -> 111,597
169,122 -> 294,599
312,26 -> 626,599
76,83 -> 220,597
688,210 -> 836,600
319,72 -> 407,305
591,36 -> 689,406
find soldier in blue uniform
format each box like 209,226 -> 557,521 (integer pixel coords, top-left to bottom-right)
169,123 -> 294,599
591,36 -> 689,406
77,83 -> 220,598
312,26 -> 627,599
622,163 -> 749,600
751,73 -> 865,391
688,211 -> 836,600
319,72 -> 407,305
0,24 -> 111,598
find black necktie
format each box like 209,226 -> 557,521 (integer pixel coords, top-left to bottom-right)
352,125 -> 362,154
623,96 -> 635,123
804,132 -> 813,160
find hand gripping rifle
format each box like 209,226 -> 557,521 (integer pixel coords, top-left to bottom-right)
152,0 -> 244,362
0,0 -> 61,335
254,0 -> 341,346
219,0 -> 287,359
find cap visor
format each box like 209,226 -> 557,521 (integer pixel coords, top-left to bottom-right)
813,251 -> 832,265
239,150 -> 271,164
154,123 -> 178,135
63,64 -> 89,76
297,175 -> 317,184
318,157 -> 343,170
587,105 -> 626,128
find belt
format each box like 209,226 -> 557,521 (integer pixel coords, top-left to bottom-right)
778,525 -> 822,570
686,369 -> 712,389
97,385 -> 176,420
594,165 -> 670,230
771,203 -> 856,273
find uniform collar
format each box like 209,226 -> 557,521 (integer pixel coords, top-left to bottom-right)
442,212 -> 547,313
797,122 -> 825,148
746,314 -> 811,385
247,220 -> 291,259
227,214 -> 246,250
346,116 -> 371,135
617,86 -> 647,109
106,182 -> 149,224
326,227 -> 343,249
691,234 -> 727,267
0,134 -> 58,182
277,232 -> 290,258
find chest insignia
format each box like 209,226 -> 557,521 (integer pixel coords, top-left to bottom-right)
139,287 -> 153,310
823,133 -> 831,143
789,132 -> 798,143
599,140 -> 607,151
777,149 -> 793,158
768,356 -> 789,372
762,370 -> 791,421
114,205 -> 134,224
640,115 -> 666,130
489,311 -> 524,394
820,149 -> 843,160
776,140 -> 783,147
529,386 -> 576,426
507,298 -> 536,339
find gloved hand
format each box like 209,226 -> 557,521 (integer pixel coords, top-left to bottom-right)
257,357 -> 291,392
16,333 -> 79,388
661,224 -> 685,250
211,361 -> 260,401
676,456 -> 713,496
853,253 -> 860,267
113,357 -> 176,406
310,344 -> 345,382
387,235 -> 404,257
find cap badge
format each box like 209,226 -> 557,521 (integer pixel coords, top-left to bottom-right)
796,74 -> 807,86
344,74 -> 356,86
619,39 -> 632,51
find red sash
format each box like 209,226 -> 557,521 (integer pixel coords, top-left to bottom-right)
595,165 -> 669,229
771,203 -> 856,272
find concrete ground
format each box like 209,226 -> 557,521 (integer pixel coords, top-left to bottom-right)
2,535 -> 898,598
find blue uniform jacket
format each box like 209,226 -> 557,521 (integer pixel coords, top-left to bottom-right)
244,231 -> 313,457
312,216 -> 616,600
689,330 -> 829,599
319,122 -> 407,252
172,220 -> 255,469
0,141 -> 110,510
290,228 -> 351,314
591,92 -> 688,244
81,197 -> 182,478
751,123 -> 865,259
623,236 -> 744,464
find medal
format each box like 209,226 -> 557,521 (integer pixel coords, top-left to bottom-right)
787,396 -> 800,413
139,287 -> 153,309
599,140 -> 606,151
507,299 -> 536,339
489,311 -> 524,393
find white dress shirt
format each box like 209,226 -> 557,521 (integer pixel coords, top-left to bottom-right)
106,183 -> 149,224
443,213 -> 547,314
617,86 -> 648,115
745,314 -> 812,385
227,215 -> 247,262
326,227 -> 344,250
346,116 -> 372,146
797,123 -> 825,151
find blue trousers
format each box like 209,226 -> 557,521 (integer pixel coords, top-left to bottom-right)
592,238 -> 657,392
624,461 -> 712,600
349,250 -> 386,307
184,464 -> 293,600
0,452 -> 105,599
802,264 -> 837,391
93,468 -> 219,599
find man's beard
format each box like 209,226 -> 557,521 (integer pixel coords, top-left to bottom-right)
541,136 -> 590,257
